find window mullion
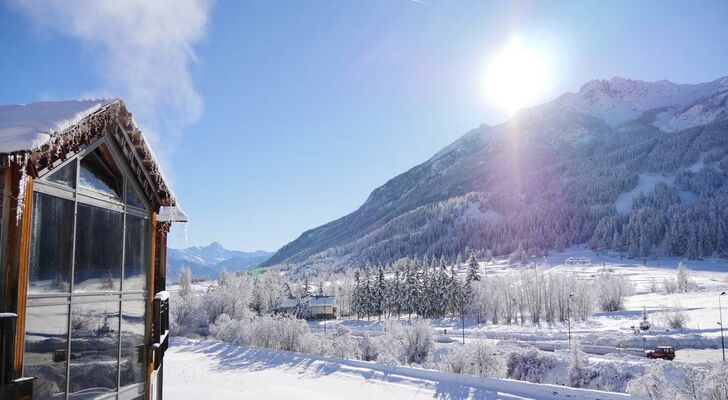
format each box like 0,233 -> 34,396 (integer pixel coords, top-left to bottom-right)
64,158 -> 79,400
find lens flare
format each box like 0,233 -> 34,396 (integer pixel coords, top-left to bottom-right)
483,37 -> 557,114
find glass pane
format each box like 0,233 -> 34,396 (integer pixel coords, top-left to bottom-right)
29,192 -> 74,294
68,300 -> 120,399
74,204 -> 123,292
80,145 -> 123,199
124,215 -> 148,291
47,161 -> 77,188
126,183 -> 145,209
120,300 -> 145,388
24,304 -> 68,400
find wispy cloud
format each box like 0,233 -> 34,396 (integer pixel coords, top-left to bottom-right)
11,0 -> 215,159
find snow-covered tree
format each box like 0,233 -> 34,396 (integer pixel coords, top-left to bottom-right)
179,266 -> 193,297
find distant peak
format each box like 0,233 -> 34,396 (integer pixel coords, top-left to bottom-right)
207,241 -> 224,249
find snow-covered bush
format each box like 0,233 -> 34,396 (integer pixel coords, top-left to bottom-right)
251,271 -> 286,315
400,320 -> 435,364
662,277 -> 679,294
441,342 -> 504,378
170,290 -> 208,336
506,348 -> 557,383
328,326 -> 360,359
660,307 -> 690,330
662,263 -> 695,295
204,272 -> 254,323
626,363 -> 728,400
266,315 -> 310,352
378,320 -> 434,365
209,313 -> 238,342
179,266 -> 193,297
594,272 -> 632,312
627,364 -> 680,399
677,262 -> 694,293
699,363 -> 728,400
359,333 -> 380,361
567,340 -> 598,388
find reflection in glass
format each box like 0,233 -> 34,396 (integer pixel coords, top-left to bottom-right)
24,304 -> 68,400
69,301 -> 120,399
79,145 -> 123,199
126,183 -> 145,209
120,300 -> 145,388
124,215 -> 148,291
74,204 -> 123,292
47,161 -> 77,188
29,192 -> 74,294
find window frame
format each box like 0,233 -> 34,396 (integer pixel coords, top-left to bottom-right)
25,133 -> 153,399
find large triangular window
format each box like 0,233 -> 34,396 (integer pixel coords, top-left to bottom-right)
79,144 -> 123,200
126,181 -> 146,209
47,161 -> 76,189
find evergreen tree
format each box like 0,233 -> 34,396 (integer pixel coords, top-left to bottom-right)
404,258 -> 419,319
363,263 -> 373,320
466,250 -> 480,286
353,270 -> 362,320
375,263 -> 386,320
303,275 -> 311,297
391,267 -> 402,318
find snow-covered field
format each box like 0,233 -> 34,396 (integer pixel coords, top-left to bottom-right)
165,338 -> 632,400
168,246 -> 728,398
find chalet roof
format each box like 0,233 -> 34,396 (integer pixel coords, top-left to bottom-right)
0,99 -> 183,215
279,296 -> 336,309
308,296 -> 336,307
0,100 -> 113,153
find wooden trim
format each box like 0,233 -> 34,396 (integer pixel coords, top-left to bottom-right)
144,212 -> 157,400
0,167 -> 12,311
3,166 -> 34,378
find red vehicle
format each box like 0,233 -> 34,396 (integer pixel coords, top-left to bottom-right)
645,346 -> 676,360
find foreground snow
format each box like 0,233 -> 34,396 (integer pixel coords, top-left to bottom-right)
165,338 -> 631,400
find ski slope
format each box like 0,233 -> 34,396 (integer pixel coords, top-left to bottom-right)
165,338 -> 632,400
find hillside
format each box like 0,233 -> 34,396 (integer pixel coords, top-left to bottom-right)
263,76 -> 728,273
167,242 -> 272,280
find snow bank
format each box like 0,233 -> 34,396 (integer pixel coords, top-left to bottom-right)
168,338 -> 633,400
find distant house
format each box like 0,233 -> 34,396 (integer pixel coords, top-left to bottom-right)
565,256 -> 591,265
0,99 -> 187,400
278,296 -> 337,320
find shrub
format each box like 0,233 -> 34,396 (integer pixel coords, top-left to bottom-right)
506,348 -> 557,383
360,333 -> 380,361
170,291 -> 208,336
329,326 -> 360,359
442,342 -> 504,378
660,308 -> 690,330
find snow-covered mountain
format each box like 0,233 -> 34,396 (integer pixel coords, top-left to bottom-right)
552,76 -> 728,131
263,76 -> 728,273
167,242 -> 272,280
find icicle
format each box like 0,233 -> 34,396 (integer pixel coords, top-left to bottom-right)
15,153 -> 29,225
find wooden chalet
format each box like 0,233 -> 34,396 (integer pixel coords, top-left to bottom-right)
0,99 -> 187,400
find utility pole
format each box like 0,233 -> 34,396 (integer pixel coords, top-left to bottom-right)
720,292 -> 726,362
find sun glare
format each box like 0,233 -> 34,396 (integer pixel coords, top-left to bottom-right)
483,37 -> 556,114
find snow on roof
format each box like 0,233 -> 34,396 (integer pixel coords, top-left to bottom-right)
0,99 -> 114,153
158,205 -> 189,223
279,298 -> 296,308
278,296 -> 336,309
308,296 -> 336,307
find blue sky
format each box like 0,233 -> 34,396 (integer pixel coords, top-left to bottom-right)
2,0 -> 728,251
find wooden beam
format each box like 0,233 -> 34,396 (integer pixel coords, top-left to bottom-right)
3,165 -> 34,378
144,212 -> 157,400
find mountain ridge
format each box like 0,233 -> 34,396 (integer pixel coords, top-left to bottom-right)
263,76 -> 728,273
167,242 -> 272,280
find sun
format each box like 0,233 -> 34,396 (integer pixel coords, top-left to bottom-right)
483,37 -> 555,114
